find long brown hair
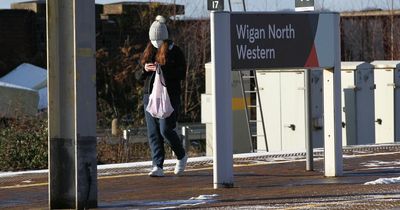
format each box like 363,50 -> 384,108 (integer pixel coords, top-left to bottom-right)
140,41 -> 169,65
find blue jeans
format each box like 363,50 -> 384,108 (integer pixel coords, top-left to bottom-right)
144,94 -> 186,169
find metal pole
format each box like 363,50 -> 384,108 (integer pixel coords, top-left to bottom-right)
391,0 -> 394,60
296,0 -> 315,172
211,11 -> 234,189
242,0 -> 247,11
304,70 -> 313,171
228,0 -> 232,11
47,0 -> 97,208
323,14 -> 343,177
181,126 -> 190,152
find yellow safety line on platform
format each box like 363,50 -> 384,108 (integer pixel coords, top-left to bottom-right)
285,203 -> 321,209
0,182 -> 48,189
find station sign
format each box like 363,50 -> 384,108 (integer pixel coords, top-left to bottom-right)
295,0 -> 315,12
230,12 -> 337,70
208,0 -> 224,11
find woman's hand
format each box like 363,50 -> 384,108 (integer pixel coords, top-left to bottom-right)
145,63 -> 157,72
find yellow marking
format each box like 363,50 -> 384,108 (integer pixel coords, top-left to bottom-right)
0,182 -> 48,189
232,97 -> 250,111
99,172 -> 152,180
92,74 -> 96,84
284,203 -> 321,209
77,48 -> 93,57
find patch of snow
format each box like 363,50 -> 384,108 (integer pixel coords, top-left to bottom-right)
0,81 -> 36,92
0,63 -> 46,90
150,194 -> 218,209
364,177 -> 400,185
343,154 -> 357,158
271,157 -> 292,161
360,167 -> 397,171
190,194 -> 218,200
0,169 -> 48,178
0,63 -> 48,110
363,162 -> 381,167
102,194 -> 218,209
362,160 -> 400,167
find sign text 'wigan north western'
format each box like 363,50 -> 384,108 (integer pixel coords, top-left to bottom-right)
230,13 -> 338,70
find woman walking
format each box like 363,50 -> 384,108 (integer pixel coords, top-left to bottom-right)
139,15 -> 187,177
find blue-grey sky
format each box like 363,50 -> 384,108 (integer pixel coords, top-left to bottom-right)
1,0 -> 399,18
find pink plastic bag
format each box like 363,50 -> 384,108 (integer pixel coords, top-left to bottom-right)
146,67 -> 174,119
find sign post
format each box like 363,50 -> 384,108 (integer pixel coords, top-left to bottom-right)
211,11 -> 234,189
211,11 -> 343,188
322,14 -> 343,177
295,0 -> 315,172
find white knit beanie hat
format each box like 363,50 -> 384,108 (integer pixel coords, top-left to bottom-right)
149,15 -> 168,41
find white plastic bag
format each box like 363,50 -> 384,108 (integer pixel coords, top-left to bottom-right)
146,67 -> 174,119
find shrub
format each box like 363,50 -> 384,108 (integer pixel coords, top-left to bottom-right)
0,116 -> 205,171
0,117 -> 48,171
97,136 -> 174,164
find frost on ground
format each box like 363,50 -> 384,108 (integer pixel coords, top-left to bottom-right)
153,194 -> 219,209
361,160 -> 400,168
364,177 -> 400,185
361,160 -> 400,185
190,194 -> 218,200
359,160 -> 400,170
101,194 -> 219,209
227,194 -> 400,210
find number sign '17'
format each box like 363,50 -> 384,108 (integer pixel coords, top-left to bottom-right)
208,0 -> 224,11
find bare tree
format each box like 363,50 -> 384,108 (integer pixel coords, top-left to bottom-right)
96,2 -> 211,127
341,0 -> 400,62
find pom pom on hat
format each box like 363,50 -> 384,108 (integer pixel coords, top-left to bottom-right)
149,15 -> 169,41
155,15 -> 166,23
